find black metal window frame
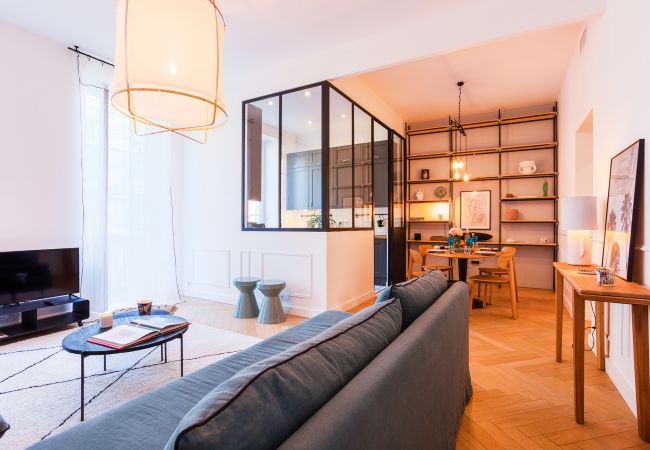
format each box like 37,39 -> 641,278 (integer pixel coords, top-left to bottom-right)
241,80 -> 404,232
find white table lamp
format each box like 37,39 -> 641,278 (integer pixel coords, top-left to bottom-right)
561,196 -> 597,265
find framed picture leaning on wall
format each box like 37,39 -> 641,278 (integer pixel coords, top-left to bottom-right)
460,190 -> 491,230
602,139 -> 644,280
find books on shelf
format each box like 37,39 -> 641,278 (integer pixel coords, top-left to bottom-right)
87,316 -> 189,350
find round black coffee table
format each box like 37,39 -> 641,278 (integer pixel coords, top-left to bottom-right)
62,315 -> 189,421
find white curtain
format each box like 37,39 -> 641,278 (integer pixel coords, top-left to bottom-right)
78,58 -> 181,312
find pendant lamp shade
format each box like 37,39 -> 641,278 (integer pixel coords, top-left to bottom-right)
112,0 -> 227,143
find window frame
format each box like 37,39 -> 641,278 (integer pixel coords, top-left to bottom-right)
241,80 -> 404,232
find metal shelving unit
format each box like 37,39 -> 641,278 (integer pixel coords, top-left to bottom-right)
405,104 -> 559,287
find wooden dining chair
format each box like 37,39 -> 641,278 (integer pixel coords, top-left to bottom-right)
418,245 -> 453,277
469,251 -> 519,319
408,249 -> 426,279
479,247 -> 516,295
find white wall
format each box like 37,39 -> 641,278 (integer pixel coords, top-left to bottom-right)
0,21 -> 81,251
557,0 -> 650,415
0,21 -> 81,324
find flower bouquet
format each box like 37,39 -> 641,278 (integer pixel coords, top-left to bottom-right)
447,227 -> 477,252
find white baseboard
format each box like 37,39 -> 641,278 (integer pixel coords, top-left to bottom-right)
333,290 -> 376,312
605,358 -> 637,416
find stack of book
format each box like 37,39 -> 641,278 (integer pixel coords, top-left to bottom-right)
87,316 -> 189,350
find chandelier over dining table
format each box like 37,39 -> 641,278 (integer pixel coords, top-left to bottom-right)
451,81 -> 469,182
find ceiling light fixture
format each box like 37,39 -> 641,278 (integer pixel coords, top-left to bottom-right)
304,91 -> 311,97
267,100 -> 274,106
341,114 -> 347,118
112,0 -> 227,144
307,120 -> 313,125
451,81 -> 470,182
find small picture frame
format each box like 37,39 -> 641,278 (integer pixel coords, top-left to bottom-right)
420,169 -> 429,180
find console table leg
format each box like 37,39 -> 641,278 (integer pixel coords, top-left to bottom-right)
573,292 -> 585,424
180,334 -> 184,377
80,354 -> 86,422
632,304 -> 650,441
596,302 -> 605,371
555,269 -> 564,362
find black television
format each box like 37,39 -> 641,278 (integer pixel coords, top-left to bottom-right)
0,248 -> 80,306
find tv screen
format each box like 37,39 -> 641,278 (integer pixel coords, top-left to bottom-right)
0,248 -> 80,306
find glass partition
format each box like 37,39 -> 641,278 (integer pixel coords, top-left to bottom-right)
242,82 -> 402,231
329,89 -> 353,228
392,134 -> 405,227
244,96 -> 279,228
281,87 -> 322,228
354,107 -> 373,228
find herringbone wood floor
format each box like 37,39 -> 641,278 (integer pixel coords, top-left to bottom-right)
177,287 -> 650,449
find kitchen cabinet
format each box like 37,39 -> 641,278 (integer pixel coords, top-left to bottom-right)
286,150 -> 321,210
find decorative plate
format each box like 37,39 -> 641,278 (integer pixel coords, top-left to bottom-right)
434,186 -> 447,198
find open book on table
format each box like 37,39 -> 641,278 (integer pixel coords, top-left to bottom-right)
87,316 -> 189,350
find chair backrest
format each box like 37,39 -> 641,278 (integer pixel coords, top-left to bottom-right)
501,246 -> 516,255
408,249 -> 423,278
496,251 -> 514,270
418,245 -> 433,266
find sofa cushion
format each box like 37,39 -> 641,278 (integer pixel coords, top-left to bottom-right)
29,310 -> 351,450
377,270 -> 447,331
166,298 -> 402,450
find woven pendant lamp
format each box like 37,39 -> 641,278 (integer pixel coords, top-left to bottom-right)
112,0 -> 227,143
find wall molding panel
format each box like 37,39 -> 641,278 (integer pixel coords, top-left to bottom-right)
260,251 -> 313,299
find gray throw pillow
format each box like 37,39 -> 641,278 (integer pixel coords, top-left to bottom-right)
374,286 -> 392,303
380,270 -> 447,331
166,297 -> 402,450
0,414 -> 9,438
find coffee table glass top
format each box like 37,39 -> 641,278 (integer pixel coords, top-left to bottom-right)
62,315 -> 189,356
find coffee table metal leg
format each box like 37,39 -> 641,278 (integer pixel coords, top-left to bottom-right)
164,342 -> 167,363
103,354 -> 106,371
180,334 -> 184,377
160,344 -> 163,361
80,354 -> 86,422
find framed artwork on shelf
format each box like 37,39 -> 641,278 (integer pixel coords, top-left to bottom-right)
460,190 -> 491,230
602,139 -> 644,280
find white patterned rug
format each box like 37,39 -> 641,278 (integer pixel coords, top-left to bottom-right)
0,323 -> 260,449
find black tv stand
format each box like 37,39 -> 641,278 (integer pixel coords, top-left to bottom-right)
0,295 -> 90,341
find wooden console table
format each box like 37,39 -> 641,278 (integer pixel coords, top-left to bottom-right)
554,262 -> 650,442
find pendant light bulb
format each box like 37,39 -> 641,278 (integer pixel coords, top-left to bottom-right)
454,170 -> 460,180
457,160 -> 464,169
452,160 -> 457,170
463,172 -> 469,182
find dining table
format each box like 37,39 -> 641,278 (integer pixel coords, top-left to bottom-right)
426,247 -> 501,282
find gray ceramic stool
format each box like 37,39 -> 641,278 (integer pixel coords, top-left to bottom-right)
233,277 -> 261,319
256,280 -> 286,324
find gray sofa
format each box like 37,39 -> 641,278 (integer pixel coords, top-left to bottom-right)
30,274 -> 472,450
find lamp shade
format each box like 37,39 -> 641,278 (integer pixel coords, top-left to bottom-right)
561,196 -> 597,230
112,0 -> 227,143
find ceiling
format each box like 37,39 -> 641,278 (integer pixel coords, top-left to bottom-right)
350,22 -> 584,123
0,0 -> 472,65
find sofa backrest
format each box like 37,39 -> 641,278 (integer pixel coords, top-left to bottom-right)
279,281 -> 472,450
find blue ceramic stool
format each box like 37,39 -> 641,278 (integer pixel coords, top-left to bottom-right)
256,280 -> 286,324
233,277 -> 261,319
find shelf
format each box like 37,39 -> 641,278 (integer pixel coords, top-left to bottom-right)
500,196 -> 558,201
452,176 -> 499,182
407,240 -> 448,244
407,111 -> 556,136
501,220 -> 557,224
408,220 -> 449,224
407,152 -> 450,160
407,200 -> 450,203
500,172 -> 557,180
501,111 -> 557,125
407,179 -> 449,184
501,142 -> 557,153
500,242 -> 557,247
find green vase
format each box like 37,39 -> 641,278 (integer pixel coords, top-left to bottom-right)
543,179 -> 549,197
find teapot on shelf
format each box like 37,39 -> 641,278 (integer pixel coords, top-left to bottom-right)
518,160 -> 537,175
